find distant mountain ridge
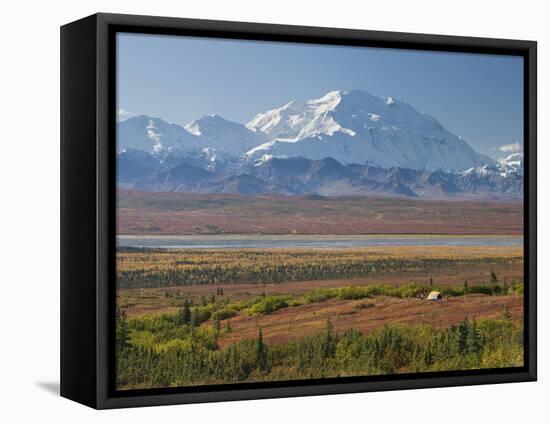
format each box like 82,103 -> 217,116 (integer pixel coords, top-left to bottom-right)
116,89 -> 522,200
118,154 -> 523,200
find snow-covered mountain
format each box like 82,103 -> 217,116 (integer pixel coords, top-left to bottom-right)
452,153 -> 524,198
116,89 -> 523,200
498,152 -> 524,176
462,152 -> 524,178
184,114 -> 266,156
118,90 -> 493,173
117,114 -> 266,159
117,115 -> 197,156
245,90 -> 492,172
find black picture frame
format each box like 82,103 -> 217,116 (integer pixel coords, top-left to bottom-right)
61,12 -> 537,409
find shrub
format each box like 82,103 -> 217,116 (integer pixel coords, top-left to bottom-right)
246,295 -> 292,315
211,308 -> 238,321
303,289 -> 337,304
337,286 -> 372,300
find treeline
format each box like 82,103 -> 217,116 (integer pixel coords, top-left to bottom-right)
302,278 -> 523,305
116,248 -> 522,289
116,311 -> 523,390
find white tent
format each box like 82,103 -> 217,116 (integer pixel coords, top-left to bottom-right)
427,291 -> 442,300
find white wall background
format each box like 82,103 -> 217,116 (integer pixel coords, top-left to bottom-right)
1,0 -> 547,420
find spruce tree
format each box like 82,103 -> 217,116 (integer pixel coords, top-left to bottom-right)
467,318 -> 482,354
463,279 -> 469,294
256,328 -> 267,371
490,271 -> 498,295
457,317 -> 469,354
422,341 -> 434,366
181,299 -> 191,325
116,308 -> 129,352
323,317 -> 335,358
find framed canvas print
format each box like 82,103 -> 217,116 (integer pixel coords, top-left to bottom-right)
60,13 -> 537,409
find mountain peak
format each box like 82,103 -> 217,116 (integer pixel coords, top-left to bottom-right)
117,114 -> 196,155
497,152 -> 523,176
184,114 -> 231,135
245,89 -> 491,172
183,114 -> 266,155
501,152 -> 523,162
307,90 -> 342,111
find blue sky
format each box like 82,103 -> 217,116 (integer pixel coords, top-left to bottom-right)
117,33 -> 524,158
